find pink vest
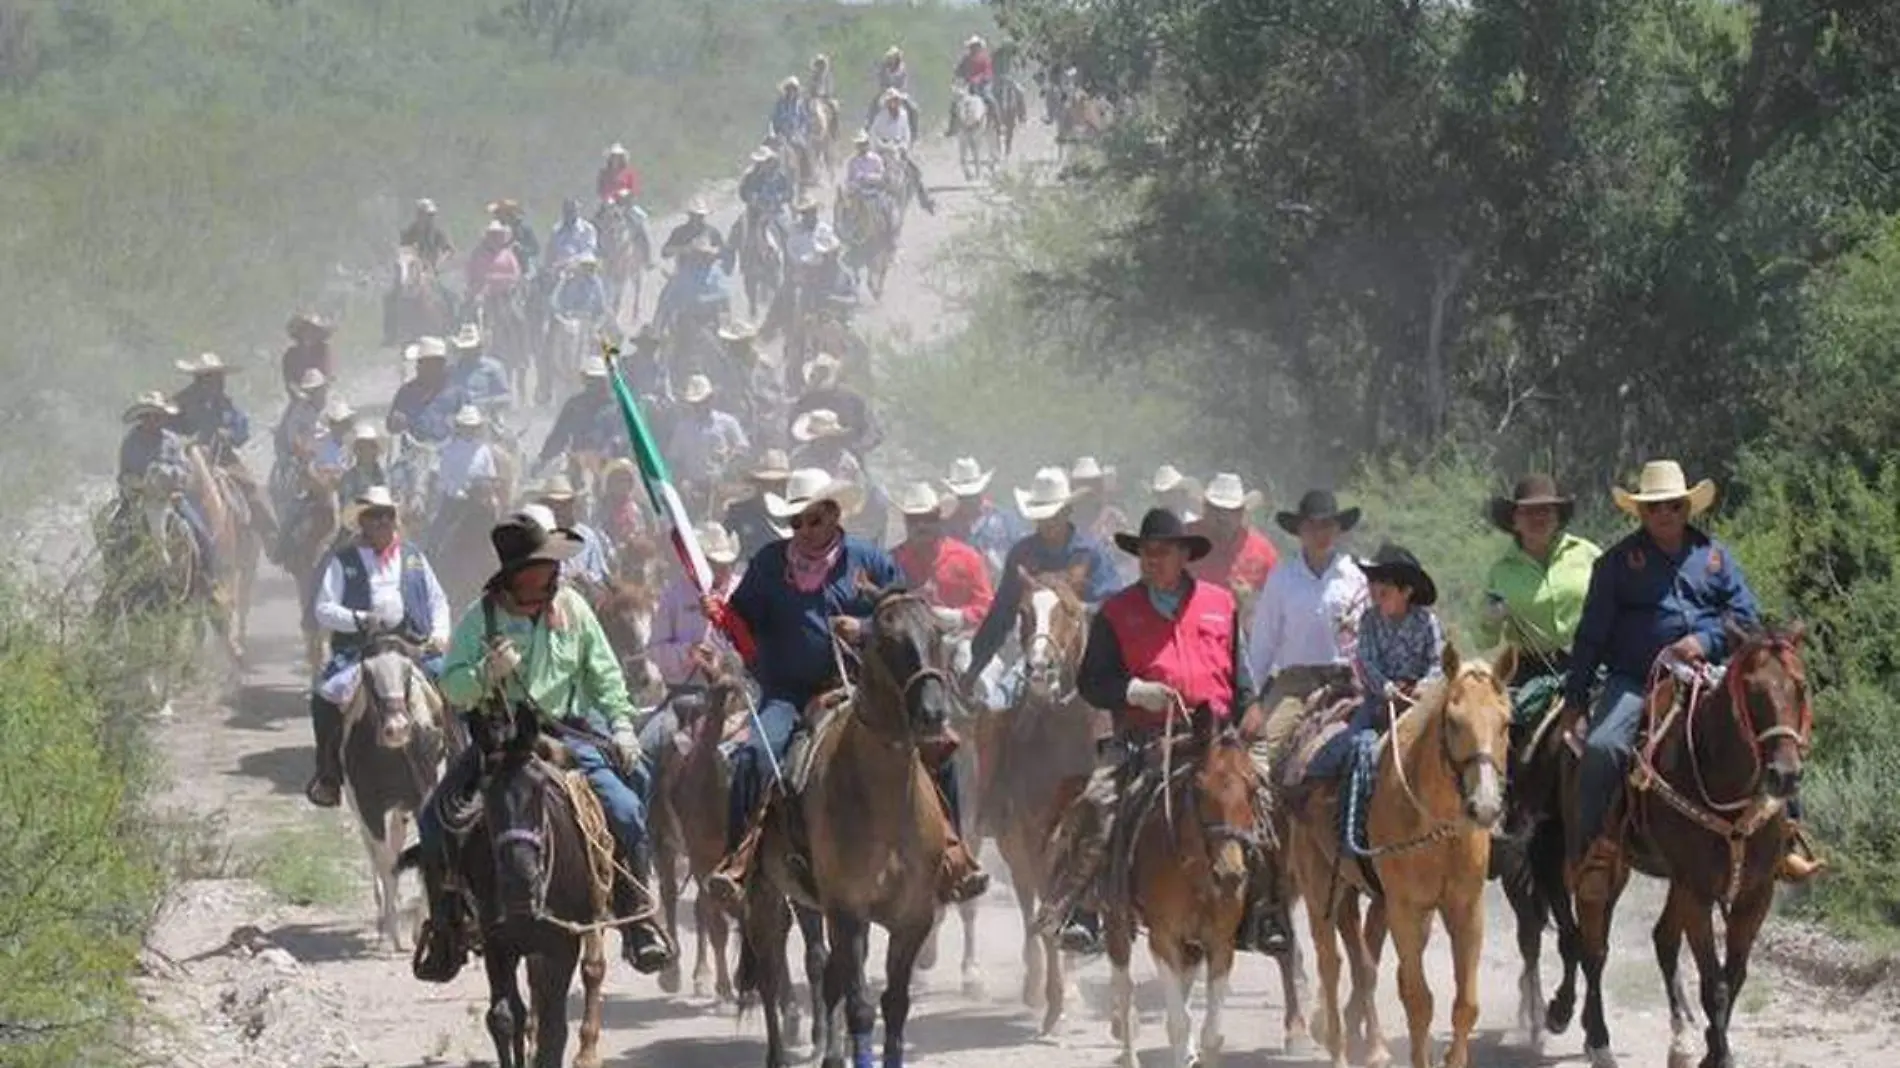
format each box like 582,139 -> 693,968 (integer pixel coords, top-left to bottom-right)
1099,580 -> 1238,731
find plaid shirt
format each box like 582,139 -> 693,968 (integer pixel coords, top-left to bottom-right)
1354,605 -> 1445,696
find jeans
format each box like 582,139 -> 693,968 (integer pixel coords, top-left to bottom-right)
174,497 -> 217,574
637,704 -> 681,805
1577,673 -> 1646,849
726,691 -> 804,849
1306,692 -> 1389,781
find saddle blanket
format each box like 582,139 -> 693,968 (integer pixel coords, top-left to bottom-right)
1280,683 -> 1362,789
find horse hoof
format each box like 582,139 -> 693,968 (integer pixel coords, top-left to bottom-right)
1282,1028 -> 1314,1056
658,964 -> 681,995
961,967 -> 985,1000
1038,1006 -> 1062,1037
1547,997 -> 1576,1034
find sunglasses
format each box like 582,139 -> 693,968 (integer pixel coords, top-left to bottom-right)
361,508 -> 397,523
1640,500 -> 1687,514
790,512 -> 830,531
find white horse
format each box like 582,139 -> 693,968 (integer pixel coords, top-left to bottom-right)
955,85 -> 998,180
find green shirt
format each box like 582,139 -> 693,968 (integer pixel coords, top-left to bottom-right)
440,585 -> 636,730
1479,532 -> 1602,655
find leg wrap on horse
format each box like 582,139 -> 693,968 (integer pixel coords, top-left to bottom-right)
1577,676 -> 1645,854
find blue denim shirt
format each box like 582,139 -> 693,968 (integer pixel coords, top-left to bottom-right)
449,356 -> 513,413
965,524 -> 1120,677
727,535 -> 901,699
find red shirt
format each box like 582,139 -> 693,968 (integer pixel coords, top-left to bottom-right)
597,164 -> 641,202
1099,579 -> 1238,731
1187,524 -> 1279,594
892,536 -> 994,627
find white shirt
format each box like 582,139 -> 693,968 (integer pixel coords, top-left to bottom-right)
1246,550 -> 1368,683
436,436 -> 497,499
313,543 -> 453,703
868,108 -> 913,152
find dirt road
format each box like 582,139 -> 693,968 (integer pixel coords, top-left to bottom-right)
132,125 -> 1898,1068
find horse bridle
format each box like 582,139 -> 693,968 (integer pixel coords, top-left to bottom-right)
846,593 -> 954,746
1015,588 -> 1084,701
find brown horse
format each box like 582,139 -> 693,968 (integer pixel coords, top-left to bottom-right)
1565,624 -> 1811,1068
1283,646 -> 1516,1068
650,683 -> 742,1001
1105,717 -> 1265,1068
282,462 -> 342,676
431,478 -> 505,610
183,444 -> 261,663
739,589 -> 959,1068
593,577 -> 664,723
393,245 -> 453,345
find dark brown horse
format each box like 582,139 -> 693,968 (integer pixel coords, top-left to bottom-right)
1565,624 -> 1812,1068
651,681 -> 743,1001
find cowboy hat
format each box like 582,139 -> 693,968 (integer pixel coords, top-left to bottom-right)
852,130 -> 872,146
686,198 -> 711,217
1015,467 -> 1081,522
535,473 -> 578,502
293,367 -> 328,393
486,511 -> 585,587
576,252 -> 602,267
175,351 -> 241,376
679,374 -> 715,404
779,76 -> 801,92
802,352 -> 843,387
450,322 -> 483,349
1357,543 -> 1438,607
794,195 -> 820,214
415,198 -> 438,214
286,312 -> 333,337
1113,508 -> 1213,561
696,521 -> 741,565
122,390 -> 179,423
966,35 -> 986,48
342,485 -> 401,528
811,230 -> 842,256
601,457 -> 637,483
1203,472 -> 1264,512
943,457 -> 993,496
1069,456 -> 1115,483
403,335 -> 449,362
517,503 -> 558,532
350,421 -> 382,445
885,46 -> 903,59
321,398 -> 357,424
750,448 -> 793,481
452,404 -> 485,429
750,145 -> 777,164
580,355 -> 611,378
1148,464 -> 1192,495
764,468 -> 865,520
484,219 -> 509,237
880,87 -> 904,103
487,198 -> 521,215
1275,488 -> 1361,536
894,480 -> 951,518
606,142 -> 628,157
1611,460 -> 1716,518
791,408 -> 850,443
717,320 -> 758,343
1488,473 -> 1576,534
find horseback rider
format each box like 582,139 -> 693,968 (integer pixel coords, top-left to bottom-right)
700,467 -> 991,907
844,131 -> 896,234
532,476 -> 613,591
488,199 -> 540,280
1245,489 -> 1368,777
783,198 -> 829,267
412,512 -> 676,980
1187,473 -> 1279,600
171,352 -> 281,554
597,142 -> 642,204
959,467 -> 1122,692
737,146 -> 795,248
723,448 -> 793,560
464,220 -> 523,318
654,235 -> 731,338
596,459 -> 650,548
873,46 -> 911,114
788,353 -> 878,456
276,367 -> 330,464
664,374 -> 750,503
1069,457 -> 1129,557
650,521 -> 746,691
770,77 -> 812,161
112,391 -> 216,584
660,199 -> 724,262
312,399 -> 359,481
786,409 -> 875,529
305,486 -> 452,808
808,53 -> 835,105
336,422 -> 388,506
536,357 -> 624,475
870,89 -> 936,215
948,35 -> 995,135
547,197 -> 602,276
891,480 -> 995,635
282,313 -> 335,400
940,457 -> 1025,579
1148,465 -> 1202,523
550,253 -> 611,325
388,338 -> 462,445
1564,460 -> 1821,885
1481,475 -> 1600,685
446,323 -> 513,419
717,321 -> 785,442
422,404 -> 501,553
1036,507 -> 1291,955
400,197 -> 455,268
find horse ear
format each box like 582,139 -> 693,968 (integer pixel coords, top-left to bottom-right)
1491,645 -> 1519,690
1724,616 -> 1752,650
1441,642 -> 1462,681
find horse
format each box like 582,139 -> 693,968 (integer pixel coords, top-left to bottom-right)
1103,713 -> 1266,1068
1562,624 -> 1811,1068
430,478 -> 505,610
599,204 -> 653,328
650,684 -> 741,1001
737,588 -> 960,1068
281,462 -> 342,676
834,188 -> 897,300
1282,646 -> 1515,1068
983,569 -> 1096,1032
476,287 -> 533,404
542,312 -> 597,408
953,85 -> 998,180
94,471 -> 208,717
593,576 -> 663,710
389,433 -> 439,523
731,210 -> 785,323
340,632 -> 447,949
182,443 -> 261,663
393,245 -> 453,346
1054,87 -> 1111,166
803,94 -> 838,186
994,77 -> 1029,159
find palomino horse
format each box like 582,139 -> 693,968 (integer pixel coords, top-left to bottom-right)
1283,646 -> 1515,1068
1054,88 -> 1111,166
1562,624 -> 1811,1068
340,633 -> 446,949
393,246 -> 453,345
739,588 -> 960,1068
835,189 -> 897,299
1104,713 -> 1265,1068
984,569 -> 1095,1031
954,85 -> 998,180
282,463 -> 342,676
183,444 -> 261,662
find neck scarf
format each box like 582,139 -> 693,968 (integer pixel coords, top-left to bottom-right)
787,529 -> 844,594
1146,578 -> 1189,619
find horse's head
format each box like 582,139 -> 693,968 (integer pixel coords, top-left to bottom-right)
596,579 -> 659,696
476,699 -> 552,919
1721,620 -> 1812,802
859,585 -> 955,741
1191,728 -> 1262,894
1435,645 -> 1515,829
356,637 -> 432,751
1014,567 -> 1088,699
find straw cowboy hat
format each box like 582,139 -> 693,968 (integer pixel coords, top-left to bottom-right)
696,521 -> 741,565
175,351 -> 241,377
791,408 -> 850,443
894,481 -> 951,519
535,473 -> 578,502
1015,467 -> 1083,522
1488,474 -> 1576,534
749,448 -> 793,482
485,510 -> 584,589
943,457 -> 994,497
350,421 -> 382,446
1070,456 -> 1115,483
450,322 -> 483,350
802,352 -> 843,387
1113,508 -> 1212,561
679,374 -> 716,404
404,335 -> 449,362
293,367 -> 328,394
484,219 -> 510,237
287,312 -> 333,338
580,355 -> 610,378
764,468 -> 865,520
717,321 -> 759,343
123,390 -> 179,423
1203,472 -> 1264,512
881,87 -> 905,104
488,198 -> 522,216
321,398 -> 357,424
750,145 -> 777,164
1612,460 -> 1716,518
451,404 -> 485,429
1357,543 -> 1438,607
342,485 -> 401,529
1275,489 -> 1361,536
517,503 -> 558,532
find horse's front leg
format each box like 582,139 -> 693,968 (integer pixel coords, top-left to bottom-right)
1386,901 -> 1436,1068
1301,890 -> 1348,1068
575,932 -> 607,1068
819,912 -> 865,1068
1106,913 -> 1140,1068
706,893 -> 735,1002
484,950 -> 529,1068
881,919 -> 932,1068
796,905 -> 828,1052
1442,892 -> 1487,1068
525,942 -> 577,1068
1342,891 -> 1391,1068
1702,879 -> 1773,1068
1576,861 -> 1631,1068
1150,934 -> 1195,1068
1653,882 -> 1699,1068
1199,938 -> 1236,1068
958,898 -> 983,997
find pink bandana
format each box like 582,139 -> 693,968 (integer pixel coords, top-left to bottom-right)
786,530 -> 843,594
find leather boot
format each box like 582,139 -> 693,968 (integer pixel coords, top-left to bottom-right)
708,811 -> 766,910
1573,836 -> 1623,900
305,696 -> 345,808
618,842 -> 674,974
936,835 -> 990,904
1778,821 -> 1826,883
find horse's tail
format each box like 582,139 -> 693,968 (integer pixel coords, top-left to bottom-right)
735,936 -> 762,1009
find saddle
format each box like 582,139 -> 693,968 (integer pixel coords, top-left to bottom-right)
1278,681 -> 1363,789
1099,736 -> 1202,909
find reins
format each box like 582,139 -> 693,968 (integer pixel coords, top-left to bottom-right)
1350,681 -> 1506,859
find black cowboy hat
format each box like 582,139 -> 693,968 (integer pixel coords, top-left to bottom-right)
1113,508 -> 1213,562
1274,489 -> 1362,537
1356,543 -> 1437,607
484,512 -> 584,590
1487,473 -> 1575,535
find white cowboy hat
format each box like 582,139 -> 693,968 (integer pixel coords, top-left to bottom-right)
687,198 -> 711,216
517,502 -> 559,532
580,355 -> 610,378
294,367 -> 328,393
750,145 -> 777,164
403,335 -> 449,362
1149,464 -> 1191,494
1015,467 -> 1081,522
1203,472 -> 1264,511
790,408 -> 850,443
780,76 -> 801,92
175,351 -> 241,376
1611,460 -> 1717,518
122,390 -> 179,423
606,142 -> 628,156
1070,456 -> 1114,483
679,374 -> 715,404
717,320 -> 758,343
880,87 -> 904,103
765,468 -> 865,520
452,404 -> 485,429
885,46 -> 903,59
321,398 -> 357,424
342,485 -> 400,528
450,322 -> 483,349
535,473 -> 578,502
966,35 -> 986,48
894,480 -> 950,518
801,352 -> 843,387
350,420 -> 382,445
415,198 -> 437,214
852,130 -> 872,146
696,521 -> 741,564
750,448 -> 793,481
942,457 -> 994,496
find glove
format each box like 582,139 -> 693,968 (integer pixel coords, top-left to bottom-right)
1382,680 -> 1400,700
930,606 -> 966,630
1126,678 -> 1179,713
612,724 -> 641,771
483,638 -> 523,686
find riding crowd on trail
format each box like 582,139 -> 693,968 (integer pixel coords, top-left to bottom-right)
94,35 -> 1826,1068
